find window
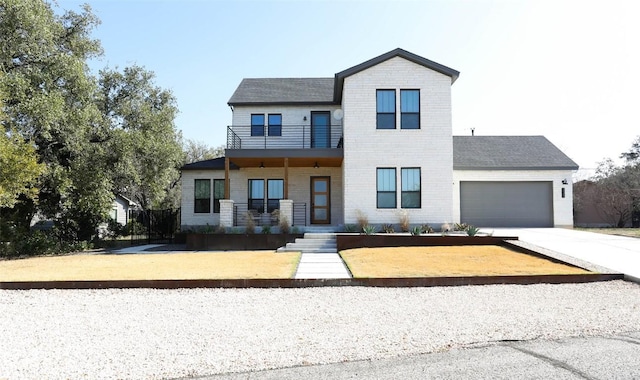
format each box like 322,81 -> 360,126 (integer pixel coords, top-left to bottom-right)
377,168 -> 396,208
268,114 -> 282,136
251,114 -> 264,136
194,179 -> 211,213
401,168 -> 421,208
376,90 -> 396,129
213,179 -> 225,213
248,179 -> 265,212
401,90 -> 420,129
267,179 -> 284,213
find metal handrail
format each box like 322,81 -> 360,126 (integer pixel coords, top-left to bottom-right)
226,124 -> 343,150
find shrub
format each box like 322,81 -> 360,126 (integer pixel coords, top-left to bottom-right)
0,230 -> 92,259
441,223 -> 451,234
410,226 -> 422,236
261,225 -> 271,234
454,223 -> 469,232
245,211 -> 256,234
466,225 -> 480,236
355,210 -> 369,231
382,223 -> 395,233
362,225 -> 377,235
344,224 -> 357,232
214,224 -> 226,234
291,226 -> 300,234
421,224 -> 434,234
398,210 -> 410,232
279,215 -> 290,234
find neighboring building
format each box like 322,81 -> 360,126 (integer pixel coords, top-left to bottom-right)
110,194 -> 137,226
181,48 -> 578,230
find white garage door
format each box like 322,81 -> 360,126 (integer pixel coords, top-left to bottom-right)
460,181 -> 554,227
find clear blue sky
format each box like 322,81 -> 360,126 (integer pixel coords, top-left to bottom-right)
59,0 -> 640,176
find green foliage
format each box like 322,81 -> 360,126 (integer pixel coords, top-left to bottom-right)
362,225 -> 376,235
382,223 -> 395,233
454,223 -> 469,232
0,230 -> 92,258
466,225 -> 480,236
410,226 -> 422,236
421,224 -> 434,234
0,127 -> 44,208
261,225 -> 271,234
183,139 -> 225,164
343,224 -> 356,232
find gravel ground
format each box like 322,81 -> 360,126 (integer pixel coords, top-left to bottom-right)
1,281 -> 640,379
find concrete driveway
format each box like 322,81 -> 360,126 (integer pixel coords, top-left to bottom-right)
492,228 -> 640,281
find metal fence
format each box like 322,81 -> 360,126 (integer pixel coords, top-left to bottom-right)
128,208 -> 180,245
227,125 -> 343,150
232,203 -> 307,227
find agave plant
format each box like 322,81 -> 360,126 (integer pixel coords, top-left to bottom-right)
362,225 -> 377,235
466,225 -> 480,236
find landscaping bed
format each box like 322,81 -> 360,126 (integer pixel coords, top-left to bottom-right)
186,233 -> 303,250
336,233 -> 518,251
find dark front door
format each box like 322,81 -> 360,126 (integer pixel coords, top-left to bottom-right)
311,177 -> 330,224
311,111 -> 331,148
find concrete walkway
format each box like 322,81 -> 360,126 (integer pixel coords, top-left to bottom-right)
493,228 -> 640,281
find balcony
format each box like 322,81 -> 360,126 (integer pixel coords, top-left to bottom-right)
227,124 -> 343,150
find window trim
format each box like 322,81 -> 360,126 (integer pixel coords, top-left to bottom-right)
376,167 -> 397,209
376,89 -> 396,130
268,114 -> 282,137
400,89 -> 420,129
401,167 -> 421,209
213,179 -> 225,213
194,179 -> 211,214
251,114 -> 265,137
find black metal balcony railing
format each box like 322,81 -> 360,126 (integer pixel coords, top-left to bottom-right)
233,203 -> 307,227
227,125 -> 343,150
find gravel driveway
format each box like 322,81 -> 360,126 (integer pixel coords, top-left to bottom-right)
2,281 -> 640,379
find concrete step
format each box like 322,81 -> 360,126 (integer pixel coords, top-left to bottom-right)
303,233 -> 337,239
292,239 -> 336,247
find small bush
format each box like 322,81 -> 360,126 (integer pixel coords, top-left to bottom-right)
398,210 -> 410,232
466,225 -> 480,236
0,230 -> 92,259
421,224 -> 434,234
279,215 -> 290,234
355,210 -> 369,231
410,226 -> 422,236
262,225 -> 271,234
382,223 -> 395,233
441,223 -> 451,234
454,223 -> 469,232
214,225 -> 226,234
344,224 -> 357,232
362,225 -> 377,235
245,211 -> 256,234
291,226 -> 300,234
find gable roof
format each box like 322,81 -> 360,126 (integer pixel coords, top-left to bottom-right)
333,48 -> 460,103
453,136 -> 579,170
181,157 -> 238,171
228,78 -> 334,106
228,48 -> 460,106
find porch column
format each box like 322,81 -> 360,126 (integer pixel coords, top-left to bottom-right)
279,199 -> 294,227
224,157 -> 230,199
219,199 -> 235,227
283,157 -> 289,199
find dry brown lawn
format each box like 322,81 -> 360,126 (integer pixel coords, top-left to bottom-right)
0,251 -> 301,282
340,246 -> 591,278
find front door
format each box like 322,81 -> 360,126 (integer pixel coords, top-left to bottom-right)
311,177 -> 330,224
311,111 -> 331,148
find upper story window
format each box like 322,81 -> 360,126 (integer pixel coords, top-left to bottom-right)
377,168 -> 396,208
401,168 -> 421,208
251,114 -> 265,136
376,90 -> 396,129
268,114 -> 282,137
401,90 -> 420,129
194,179 -> 211,213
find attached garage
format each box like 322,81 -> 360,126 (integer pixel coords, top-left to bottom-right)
460,181 -> 553,227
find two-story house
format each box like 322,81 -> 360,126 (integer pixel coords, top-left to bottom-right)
181,48 -> 578,230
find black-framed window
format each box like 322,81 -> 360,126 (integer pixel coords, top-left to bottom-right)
401,90 -> 420,129
213,179 -> 225,213
194,179 -> 211,213
377,168 -> 396,208
401,168 -> 421,208
268,114 -> 282,136
376,90 -> 396,129
251,114 -> 265,136
248,179 -> 265,212
267,179 -> 284,213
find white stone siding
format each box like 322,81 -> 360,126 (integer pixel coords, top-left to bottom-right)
341,56 -> 454,225
229,105 -> 342,149
181,167 -> 343,227
112,197 -> 129,226
452,170 -> 575,227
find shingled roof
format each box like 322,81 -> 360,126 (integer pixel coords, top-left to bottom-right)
453,136 -> 578,170
181,157 -> 238,171
228,78 -> 335,106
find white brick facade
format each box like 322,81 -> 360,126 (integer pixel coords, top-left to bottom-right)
341,57 -> 454,225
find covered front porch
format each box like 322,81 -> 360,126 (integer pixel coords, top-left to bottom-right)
220,150 -> 343,228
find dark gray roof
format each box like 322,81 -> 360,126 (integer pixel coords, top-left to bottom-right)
228,78 -> 335,106
453,136 -> 579,170
181,157 -> 238,171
